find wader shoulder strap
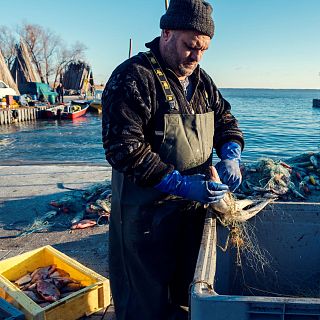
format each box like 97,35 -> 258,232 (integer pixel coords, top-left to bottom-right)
143,50 -> 177,111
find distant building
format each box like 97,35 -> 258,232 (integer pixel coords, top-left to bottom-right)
62,61 -> 94,94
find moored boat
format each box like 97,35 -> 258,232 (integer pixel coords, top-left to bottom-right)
88,90 -> 102,114
43,103 -> 89,120
62,103 -> 89,119
44,105 -> 65,118
88,100 -> 102,114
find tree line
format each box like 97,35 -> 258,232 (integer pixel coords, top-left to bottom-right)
0,23 -> 87,88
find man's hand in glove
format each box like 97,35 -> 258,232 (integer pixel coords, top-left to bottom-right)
155,170 -> 229,204
215,141 -> 242,192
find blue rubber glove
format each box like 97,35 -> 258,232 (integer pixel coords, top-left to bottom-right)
215,142 -> 242,192
155,170 -> 229,204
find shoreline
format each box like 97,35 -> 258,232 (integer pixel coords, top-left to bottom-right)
0,160 -> 111,167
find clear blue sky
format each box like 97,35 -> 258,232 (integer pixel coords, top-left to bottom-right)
1,0 -> 320,89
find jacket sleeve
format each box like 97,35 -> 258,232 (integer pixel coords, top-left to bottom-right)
102,65 -> 173,187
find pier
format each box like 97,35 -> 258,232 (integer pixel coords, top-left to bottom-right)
0,106 -> 49,125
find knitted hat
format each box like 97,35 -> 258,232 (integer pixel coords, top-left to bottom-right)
160,0 -> 214,38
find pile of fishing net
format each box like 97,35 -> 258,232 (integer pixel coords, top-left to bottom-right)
48,180 -> 112,230
213,151 -> 320,275
11,181 -> 112,237
238,151 -> 320,200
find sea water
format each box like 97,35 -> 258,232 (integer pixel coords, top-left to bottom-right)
0,89 -> 319,164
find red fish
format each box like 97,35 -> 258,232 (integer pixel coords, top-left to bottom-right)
71,219 -> 96,230
37,280 -> 60,302
50,268 -> 70,278
52,277 -> 77,289
31,265 -> 56,282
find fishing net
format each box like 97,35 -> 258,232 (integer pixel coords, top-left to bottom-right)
239,152 -> 320,200
213,152 -> 320,286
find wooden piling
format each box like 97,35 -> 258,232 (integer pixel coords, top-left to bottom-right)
0,106 -> 51,125
0,110 -> 4,125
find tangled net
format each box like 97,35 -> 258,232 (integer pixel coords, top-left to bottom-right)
212,152 -> 320,275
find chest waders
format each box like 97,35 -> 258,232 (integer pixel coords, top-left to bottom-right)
109,51 -> 214,320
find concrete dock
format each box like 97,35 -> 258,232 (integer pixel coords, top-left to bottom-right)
0,163 -> 115,319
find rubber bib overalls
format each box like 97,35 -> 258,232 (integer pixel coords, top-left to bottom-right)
109,61 -> 214,320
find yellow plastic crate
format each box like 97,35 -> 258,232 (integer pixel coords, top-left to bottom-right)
0,245 -> 110,320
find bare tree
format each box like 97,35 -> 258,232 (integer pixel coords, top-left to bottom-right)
41,28 -> 61,83
15,22 -> 87,87
0,26 -> 17,69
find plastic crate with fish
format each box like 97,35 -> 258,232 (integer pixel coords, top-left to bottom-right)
0,246 -> 110,320
190,201 -> 320,320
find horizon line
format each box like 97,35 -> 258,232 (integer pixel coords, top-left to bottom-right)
219,87 -> 320,90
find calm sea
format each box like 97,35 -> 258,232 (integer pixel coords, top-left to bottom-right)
0,88 -> 319,164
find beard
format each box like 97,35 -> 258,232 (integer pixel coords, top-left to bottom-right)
177,61 -> 198,77
163,35 -> 198,78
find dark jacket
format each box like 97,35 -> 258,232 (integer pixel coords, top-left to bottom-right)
56,84 -> 63,95
102,37 -> 244,187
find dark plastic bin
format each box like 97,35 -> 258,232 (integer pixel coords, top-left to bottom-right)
0,298 -> 25,320
191,201 -> 320,320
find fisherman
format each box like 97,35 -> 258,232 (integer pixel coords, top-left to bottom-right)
102,0 -> 244,319
56,83 -> 64,103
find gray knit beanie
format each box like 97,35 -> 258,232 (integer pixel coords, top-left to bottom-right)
160,0 -> 214,38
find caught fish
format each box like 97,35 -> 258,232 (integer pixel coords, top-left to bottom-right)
279,161 -> 292,170
60,282 -> 84,293
13,265 -> 86,306
208,166 -> 275,224
31,265 -> 56,282
71,219 -> 97,230
309,175 -> 317,186
52,277 -> 77,289
24,290 -> 44,303
50,268 -> 70,278
36,280 -> 60,302
15,273 -> 32,286
295,171 -> 302,181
